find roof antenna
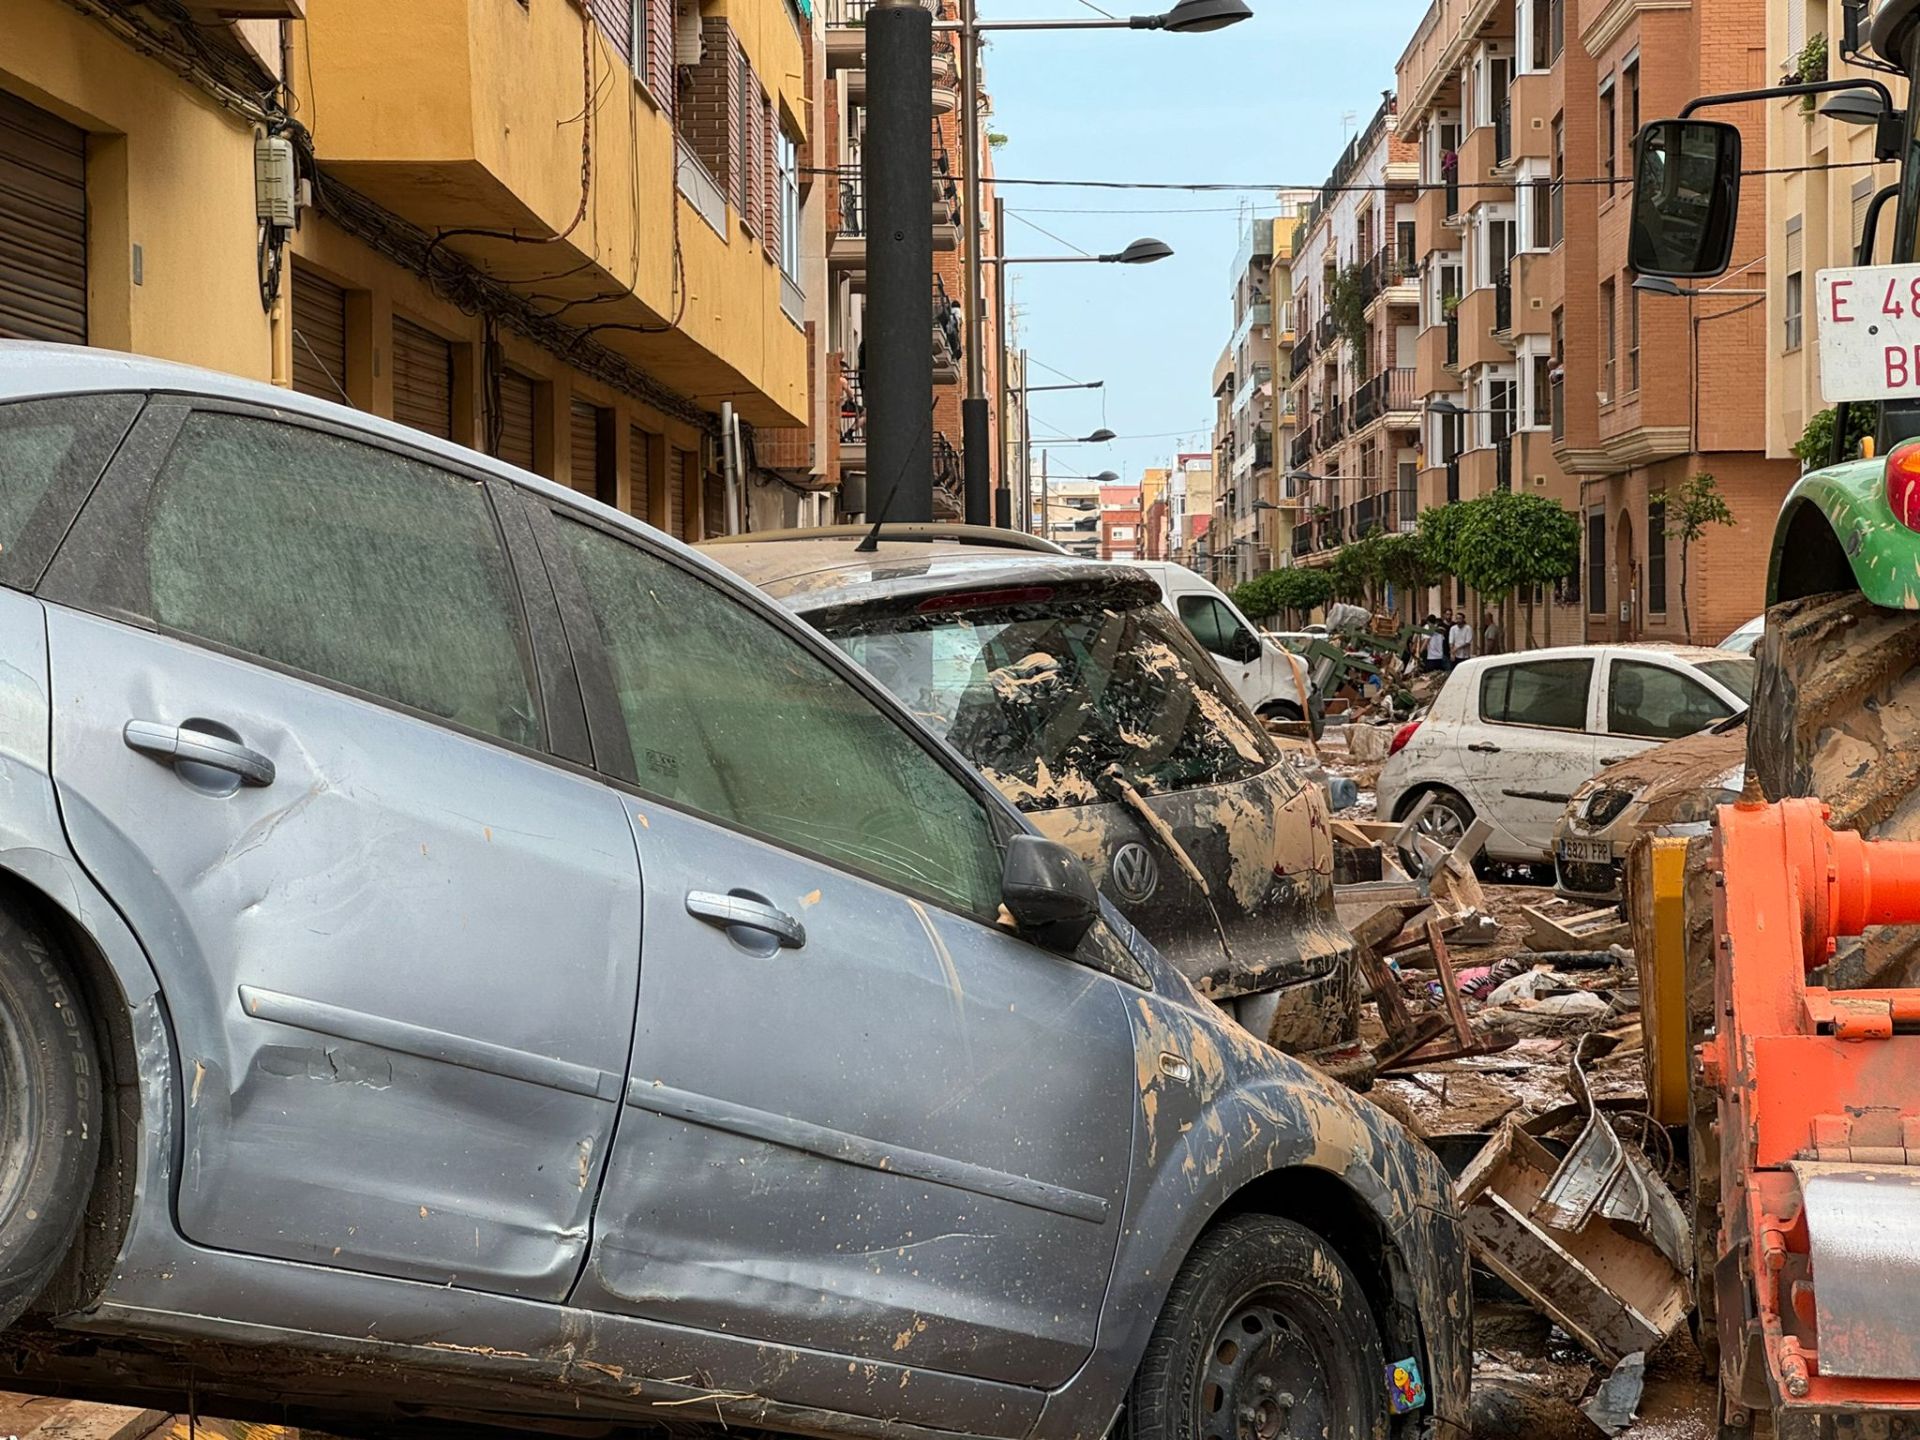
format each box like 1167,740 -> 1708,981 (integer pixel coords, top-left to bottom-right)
856,410 -> 933,553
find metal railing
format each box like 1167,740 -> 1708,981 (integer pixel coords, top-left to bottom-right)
1495,96 -> 1512,165
1445,312 -> 1459,367
1289,337 -> 1315,380
933,432 -> 963,508
933,275 -> 961,361
1292,525 -> 1313,558
1445,457 -> 1460,503
839,364 -> 866,443
1495,433 -> 1513,491
1495,266 -> 1513,332
827,0 -> 941,25
1352,367 -> 1418,428
1289,427 -> 1314,470
837,166 -> 865,238
1315,312 -> 1337,350
1369,243 -> 1418,294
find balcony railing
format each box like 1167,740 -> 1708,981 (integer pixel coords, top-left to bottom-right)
1495,433 -> 1513,492
1369,243 -> 1418,296
933,431 -> 963,509
827,0 -> 940,25
1445,312 -> 1459,367
1351,367 -> 1418,429
1494,266 -> 1513,333
1445,457 -> 1460,503
837,166 -> 865,238
1289,336 -> 1315,380
1289,428 -> 1314,470
1292,525 -> 1313,558
1495,96 -> 1513,166
1444,175 -> 1460,218
1315,312 -> 1337,351
1550,369 -> 1566,440
839,364 -> 866,444
933,275 -> 960,361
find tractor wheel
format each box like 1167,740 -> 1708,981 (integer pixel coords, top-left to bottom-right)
1749,590 -> 1920,985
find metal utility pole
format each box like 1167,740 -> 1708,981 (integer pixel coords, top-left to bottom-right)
1019,346 -> 1032,530
992,195 -> 1011,527
865,0 -> 935,522
958,0 -> 991,524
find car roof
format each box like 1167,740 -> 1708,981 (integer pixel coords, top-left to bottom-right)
703,523 -> 1071,556
1453,642 -> 1739,670
0,340 -> 738,570
700,534 -> 1160,613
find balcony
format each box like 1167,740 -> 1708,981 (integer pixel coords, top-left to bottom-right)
1315,312 -> 1337,352
830,166 -> 866,275
1494,96 -> 1513,168
1233,301 -> 1273,347
933,275 -> 961,385
1505,72 -> 1554,165
933,432 -> 964,518
1351,367 -> 1419,431
1290,427 -> 1315,471
1289,333 -> 1316,380
1495,433 -> 1513,491
1292,525 -> 1314,559
1459,285 -> 1512,370
1445,311 -> 1459,368
1232,364 -> 1272,416
1494,266 -> 1513,335
1446,457 -> 1460,503
1367,245 -> 1420,309
838,363 -> 867,473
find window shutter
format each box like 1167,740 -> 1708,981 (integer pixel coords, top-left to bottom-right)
650,0 -> 675,112
1787,1 -> 1805,62
764,98 -> 781,269
1785,217 -> 1804,277
589,0 -> 634,65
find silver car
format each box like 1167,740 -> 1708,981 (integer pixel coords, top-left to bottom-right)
0,344 -> 1468,1440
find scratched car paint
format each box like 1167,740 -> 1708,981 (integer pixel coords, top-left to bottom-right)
701,536 -> 1359,1057
0,344 -> 1468,1440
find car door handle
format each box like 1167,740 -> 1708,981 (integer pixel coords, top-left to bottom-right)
685,890 -> 806,950
1468,742 -> 1502,754
124,720 -> 276,787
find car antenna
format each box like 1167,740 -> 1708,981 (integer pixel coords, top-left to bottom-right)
855,412 -> 932,553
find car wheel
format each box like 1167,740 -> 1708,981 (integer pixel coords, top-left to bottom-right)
1256,701 -> 1303,726
0,911 -> 101,1331
1127,1215 -> 1390,1440
1404,788 -> 1474,852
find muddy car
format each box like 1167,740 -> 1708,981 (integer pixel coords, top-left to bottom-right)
0,347 -> 1469,1440
1551,720 -> 1747,902
703,533 -> 1360,1058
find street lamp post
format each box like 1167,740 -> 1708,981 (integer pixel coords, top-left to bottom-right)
943,0 -> 1246,525
985,215 -> 1169,525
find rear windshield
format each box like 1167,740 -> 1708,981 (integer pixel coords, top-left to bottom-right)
821,594 -> 1278,811
1696,656 -> 1755,704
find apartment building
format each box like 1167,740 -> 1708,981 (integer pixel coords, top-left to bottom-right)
1100,482 -> 1144,561
1263,199 -> 1314,569
1141,466 -> 1172,559
822,0 -> 1002,520
1766,0 -> 1902,464
1286,95 -> 1422,568
1033,472 -> 1101,554
1393,0 -> 1792,644
1173,453 -> 1217,569
1219,212 -> 1276,583
1554,0 -> 1794,644
0,0 -> 827,538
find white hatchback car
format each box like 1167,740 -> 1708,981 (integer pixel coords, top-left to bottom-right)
1375,644 -> 1754,861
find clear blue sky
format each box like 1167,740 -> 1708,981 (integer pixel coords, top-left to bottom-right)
987,0 -> 1429,487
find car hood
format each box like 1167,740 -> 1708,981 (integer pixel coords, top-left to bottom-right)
1561,726 -> 1746,837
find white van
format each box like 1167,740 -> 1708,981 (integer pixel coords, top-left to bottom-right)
1131,561 -> 1321,734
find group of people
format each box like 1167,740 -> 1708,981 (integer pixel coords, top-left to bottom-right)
1415,609 -> 1502,672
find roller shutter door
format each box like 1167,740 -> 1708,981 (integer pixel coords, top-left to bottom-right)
0,90 -> 87,345
702,472 -> 726,539
669,448 -> 693,539
291,267 -> 348,403
392,318 -> 453,439
571,399 -> 615,505
629,425 -> 655,522
496,369 -> 537,472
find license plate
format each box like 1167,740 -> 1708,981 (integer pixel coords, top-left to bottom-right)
1558,838 -> 1613,866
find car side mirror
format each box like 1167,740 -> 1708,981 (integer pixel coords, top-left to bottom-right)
1628,119 -> 1742,279
1001,833 -> 1100,953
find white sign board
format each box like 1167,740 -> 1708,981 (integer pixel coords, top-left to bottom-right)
1818,264 -> 1920,403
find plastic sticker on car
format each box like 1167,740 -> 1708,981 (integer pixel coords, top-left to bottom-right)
1387,1356 -> 1427,1413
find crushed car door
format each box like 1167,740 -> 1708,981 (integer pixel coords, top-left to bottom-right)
536,505 -> 1137,1398
40,401 -> 641,1300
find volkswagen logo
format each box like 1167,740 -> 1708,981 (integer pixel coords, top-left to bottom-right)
1111,842 -> 1160,904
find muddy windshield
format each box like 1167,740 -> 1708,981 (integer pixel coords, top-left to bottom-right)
823,594 -> 1278,811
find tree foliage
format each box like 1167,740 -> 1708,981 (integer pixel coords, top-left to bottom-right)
1232,565 -> 1332,624
1793,406 -> 1874,468
1451,490 -> 1580,598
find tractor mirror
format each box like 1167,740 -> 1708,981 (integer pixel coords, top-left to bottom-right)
1628,120 -> 1743,279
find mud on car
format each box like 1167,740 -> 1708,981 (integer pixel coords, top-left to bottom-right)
702,532 -> 1361,1060
0,346 -> 1468,1440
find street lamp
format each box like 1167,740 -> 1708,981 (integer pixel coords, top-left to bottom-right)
988,227 -> 1170,527
1032,467 -> 1119,546
935,0 -> 1244,530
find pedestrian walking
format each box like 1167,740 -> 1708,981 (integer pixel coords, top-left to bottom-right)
1423,615 -> 1447,673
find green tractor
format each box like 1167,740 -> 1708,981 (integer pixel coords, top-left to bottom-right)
1633,0 -> 1920,879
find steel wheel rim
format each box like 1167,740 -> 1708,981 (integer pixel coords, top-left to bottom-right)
1415,802 -> 1466,850
1196,1291 -> 1344,1440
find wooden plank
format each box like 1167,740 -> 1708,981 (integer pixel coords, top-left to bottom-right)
1426,919 -> 1477,1049
1524,903 -> 1632,953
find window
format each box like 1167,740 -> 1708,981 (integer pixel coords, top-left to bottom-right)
1627,285 -> 1641,392
1548,0 -> 1564,59
1600,278 -> 1616,402
777,126 -> 801,283
1648,493 -> 1668,613
1178,595 -> 1261,663
1606,659 -> 1734,740
1550,116 -> 1565,245
1480,658 -> 1593,730
628,0 -> 649,87
147,414 -> 539,748
1785,217 -> 1805,351
1623,58 -> 1640,159
1587,507 -> 1607,614
1551,307 -> 1567,438
1601,79 -> 1617,186
1532,353 -> 1553,427
0,395 -> 139,577
557,517 -> 1005,916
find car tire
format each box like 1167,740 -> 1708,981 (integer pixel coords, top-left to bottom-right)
1402,787 -> 1475,853
1126,1215 -> 1390,1440
0,910 -> 101,1331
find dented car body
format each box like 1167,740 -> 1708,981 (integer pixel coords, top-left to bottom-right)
703,538 -> 1358,1055
0,347 -> 1467,1440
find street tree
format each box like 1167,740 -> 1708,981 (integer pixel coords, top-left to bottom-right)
1376,532 -> 1437,625
1452,490 -> 1581,647
1328,529 -> 1386,606
1664,472 -> 1736,643
1232,566 -> 1332,627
